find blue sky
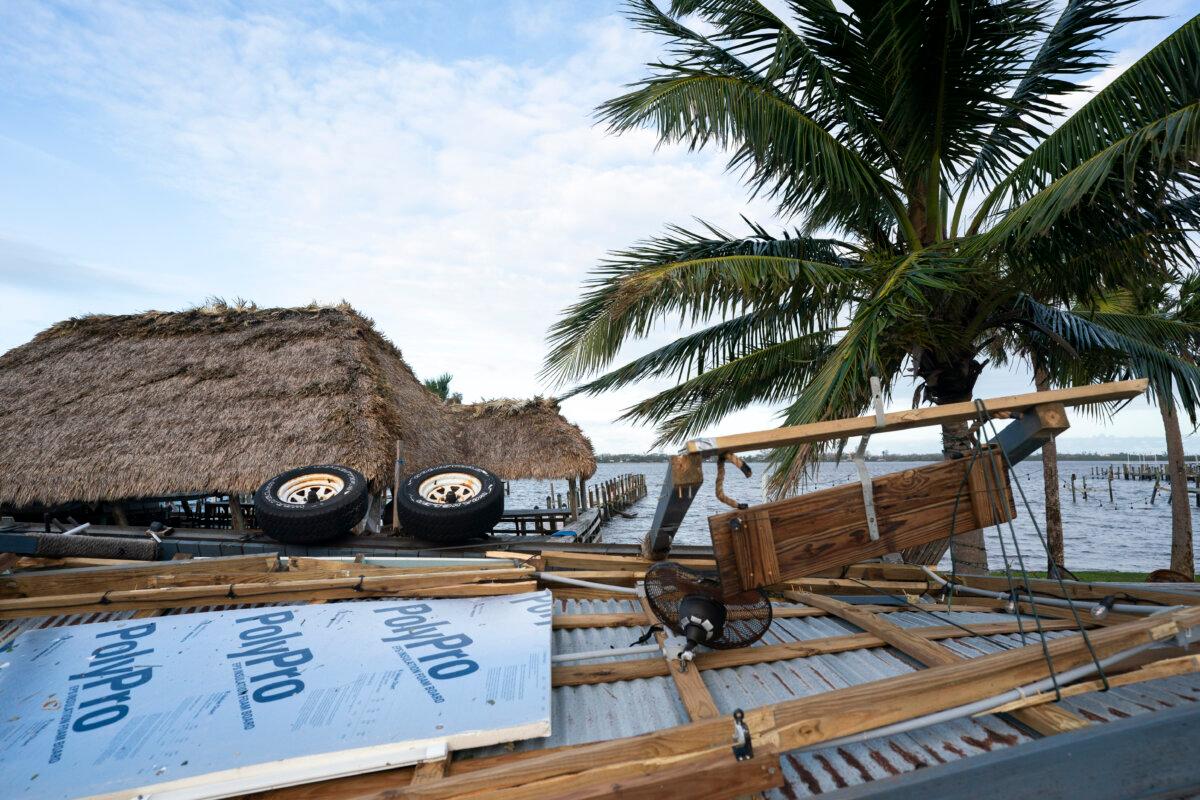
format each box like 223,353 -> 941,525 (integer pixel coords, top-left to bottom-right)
1,0 -> 1197,454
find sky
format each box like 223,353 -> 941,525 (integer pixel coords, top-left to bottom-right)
1,0 -> 1197,456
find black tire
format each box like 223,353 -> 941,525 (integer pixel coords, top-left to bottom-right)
254,464 -> 369,544
395,464 -> 504,543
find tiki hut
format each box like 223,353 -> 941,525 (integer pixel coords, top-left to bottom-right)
0,303 -> 458,509
452,398 -> 596,481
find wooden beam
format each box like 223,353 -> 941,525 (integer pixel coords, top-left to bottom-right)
0,568 -> 536,617
411,758 -> 450,785
788,592 -> 1090,736
228,496 -> 248,531
639,594 -> 721,720
540,551 -> 716,572
982,654 -> 1200,716
378,606 -> 1200,800
788,592 -> 959,666
0,554 -> 279,598
551,619 -> 1081,687
688,379 -> 1146,456
551,602 -> 1007,630
950,574 -> 1200,608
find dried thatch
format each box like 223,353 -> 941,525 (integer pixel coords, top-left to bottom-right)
0,303 -> 458,506
453,398 -> 597,482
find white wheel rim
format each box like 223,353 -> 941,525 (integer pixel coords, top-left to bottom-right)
277,473 -> 345,504
418,473 -> 482,504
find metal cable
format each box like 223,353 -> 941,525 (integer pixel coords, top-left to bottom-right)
973,400 -> 1061,698
980,413 -> 1112,692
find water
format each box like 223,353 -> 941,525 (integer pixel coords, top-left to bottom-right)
506,460 -> 1199,573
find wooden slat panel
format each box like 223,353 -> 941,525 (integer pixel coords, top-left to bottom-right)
711,452 -> 1014,596
731,510 -> 780,589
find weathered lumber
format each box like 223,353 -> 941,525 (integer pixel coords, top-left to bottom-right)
551,601 -> 1007,630
551,619 -> 1081,687
711,449 -> 1014,596
789,592 -> 1090,735
383,605 -> 1199,800
0,568 -> 536,617
540,551 -> 716,572
0,553 -> 279,598
688,380 -> 1145,456
638,594 -> 721,720
982,654 -> 1200,716
950,574 -> 1200,608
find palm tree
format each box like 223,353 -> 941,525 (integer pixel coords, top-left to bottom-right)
543,1 -> 1200,573
1045,278 -> 1200,578
423,373 -> 464,404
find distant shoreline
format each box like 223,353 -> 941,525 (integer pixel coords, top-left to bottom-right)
595,452 -> 1185,463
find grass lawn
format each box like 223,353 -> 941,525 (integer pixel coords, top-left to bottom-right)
988,570 -> 1199,583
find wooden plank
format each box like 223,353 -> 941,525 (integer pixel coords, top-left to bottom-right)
0,569 -> 536,617
639,594 -> 721,720
789,592 -> 959,665
550,602 -> 1006,630
540,551 -> 716,572
0,554 -> 280,598
689,379 -> 1146,456
551,619 -> 1081,687
381,606 -> 1199,800
410,758 -> 449,785
789,592 -> 1091,735
777,576 -> 932,594
989,402 -> 1070,463
459,747 -> 783,800
983,654 -> 1200,716
711,451 -> 1014,596
730,510 -> 780,589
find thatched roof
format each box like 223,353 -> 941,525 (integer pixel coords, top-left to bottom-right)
0,304 -> 458,506
453,398 -> 597,482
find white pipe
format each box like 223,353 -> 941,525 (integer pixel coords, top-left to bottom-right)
801,638 -> 1164,751
922,567 -> 1180,616
535,572 -> 640,596
62,522 -> 90,536
552,644 -> 662,664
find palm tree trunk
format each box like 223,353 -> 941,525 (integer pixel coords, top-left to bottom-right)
1036,370 -> 1065,570
943,419 -> 988,575
1159,393 -> 1195,578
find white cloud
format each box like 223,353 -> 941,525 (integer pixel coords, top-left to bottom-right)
0,2 -> 781,451
0,2 -> 1195,454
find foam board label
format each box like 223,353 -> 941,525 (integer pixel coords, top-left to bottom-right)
0,592 -> 553,799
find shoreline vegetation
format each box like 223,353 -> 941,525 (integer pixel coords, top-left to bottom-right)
990,570 -> 1199,583
596,452 -> 1192,463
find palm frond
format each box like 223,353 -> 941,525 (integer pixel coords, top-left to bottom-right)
541,224 -> 862,384
600,0 -> 915,239
974,102 -> 1200,252
1013,295 -> 1200,419
964,0 -> 1150,187
974,12 -> 1200,225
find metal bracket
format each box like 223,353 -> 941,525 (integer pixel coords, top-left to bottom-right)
853,377 -> 887,543
731,708 -> 754,761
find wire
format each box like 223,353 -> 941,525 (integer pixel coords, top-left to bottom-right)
842,575 -> 1016,650
973,401 -> 1061,698
980,413 -> 1111,692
